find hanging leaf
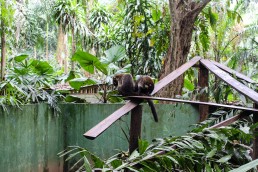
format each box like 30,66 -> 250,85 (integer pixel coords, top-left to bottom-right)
216,154 -> 232,163
206,148 -> 217,158
229,159 -> 258,172
69,77 -> 97,90
12,54 -> 29,62
72,51 -> 108,75
103,45 -> 126,64
30,60 -> 54,75
138,139 -> 149,155
65,71 -> 76,82
83,156 -> 92,172
208,7 -> 218,31
184,78 -> 195,91
65,95 -> 86,103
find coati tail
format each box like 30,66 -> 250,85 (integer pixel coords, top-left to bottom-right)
147,100 -> 158,122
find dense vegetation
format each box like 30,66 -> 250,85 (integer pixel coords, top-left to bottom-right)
60,110 -> 258,171
0,0 -> 257,109
1,0 -> 258,171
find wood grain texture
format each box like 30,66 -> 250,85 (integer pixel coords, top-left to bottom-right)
200,59 -> 258,104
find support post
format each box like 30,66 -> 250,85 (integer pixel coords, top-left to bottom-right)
253,103 -> 258,160
198,63 -> 209,122
129,105 -> 142,154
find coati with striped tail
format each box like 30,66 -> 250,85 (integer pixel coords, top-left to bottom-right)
113,73 -> 158,122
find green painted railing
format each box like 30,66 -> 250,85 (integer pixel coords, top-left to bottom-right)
0,103 -> 199,172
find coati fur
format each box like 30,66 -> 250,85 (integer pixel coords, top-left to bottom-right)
135,75 -> 158,122
113,74 -> 158,122
113,73 -> 136,96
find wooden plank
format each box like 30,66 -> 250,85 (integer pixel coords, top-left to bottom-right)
198,63 -> 209,121
84,57 -> 201,139
253,103 -> 258,160
128,96 -> 258,112
209,114 -> 242,129
84,101 -> 138,139
200,59 -> 258,104
211,60 -> 256,84
129,105 -> 142,154
151,56 -> 202,95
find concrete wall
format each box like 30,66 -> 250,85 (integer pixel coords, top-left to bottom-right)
0,103 -> 199,172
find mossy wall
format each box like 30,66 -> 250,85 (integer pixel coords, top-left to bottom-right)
0,103 -> 199,172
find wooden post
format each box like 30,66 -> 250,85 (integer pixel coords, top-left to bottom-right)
253,103 -> 258,160
198,63 -> 209,122
129,105 -> 142,154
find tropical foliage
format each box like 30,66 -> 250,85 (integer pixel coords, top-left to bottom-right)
59,110 -> 257,171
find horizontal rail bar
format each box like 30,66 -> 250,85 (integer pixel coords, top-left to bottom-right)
128,96 -> 258,112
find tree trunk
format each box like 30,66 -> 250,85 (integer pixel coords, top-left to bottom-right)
1,6 -> 6,81
71,27 -> 76,71
157,0 -> 211,99
45,22 -> 49,61
1,22 -> 6,81
63,33 -> 68,74
56,24 -> 64,65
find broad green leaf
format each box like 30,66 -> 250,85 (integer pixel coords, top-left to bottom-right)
191,140 -> 204,149
65,71 -> 76,82
94,61 -> 108,75
229,159 -> 258,172
128,150 -> 140,161
138,139 -> 149,155
206,148 -> 217,158
205,163 -> 212,172
217,154 -> 232,163
151,9 -> 161,22
184,78 -> 194,91
103,45 -> 126,64
83,156 -> 92,172
72,51 -> 108,75
110,159 -> 123,169
208,7 -> 218,30
65,95 -> 85,103
90,154 -> 104,168
69,78 -> 97,90
165,155 -> 179,164
31,60 -> 54,75
13,54 -> 29,62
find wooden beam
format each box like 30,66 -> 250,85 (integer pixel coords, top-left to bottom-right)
253,103 -> 258,160
209,114 -> 243,129
128,96 -> 258,112
129,105 -> 142,154
200,59 -> 258,104
83,56 -> 201,139
198,63 -> 209,121
84,101 -> 138,139
151,56 -> 202,95
211,60 -> 256,84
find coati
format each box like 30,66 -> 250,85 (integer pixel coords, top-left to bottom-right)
113,73 -> 136,96
135,75 -> 158,122
135,75 -> 155,95
113,73 -> 158,122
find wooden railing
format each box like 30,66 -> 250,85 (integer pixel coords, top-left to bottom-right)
83,56 -> 258,159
